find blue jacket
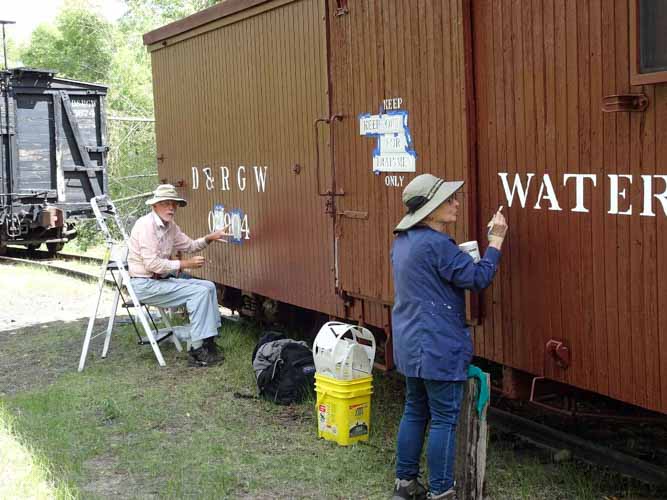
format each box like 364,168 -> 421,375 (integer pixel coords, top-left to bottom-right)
391,227 -> 501,381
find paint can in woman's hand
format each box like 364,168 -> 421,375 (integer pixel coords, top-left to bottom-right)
459,240 -> 481,263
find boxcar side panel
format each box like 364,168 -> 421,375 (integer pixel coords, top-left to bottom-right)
329,0 -> 473,307
62,96 -> 106,203
472,0 -> 666,413
15,95 -> 55,194
150,0 -> 337,316
657,83 -> 667,411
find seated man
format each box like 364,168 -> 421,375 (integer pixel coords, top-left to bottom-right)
127,184 -> 228,367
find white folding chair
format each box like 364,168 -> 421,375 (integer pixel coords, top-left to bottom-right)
78,196 -> 184,372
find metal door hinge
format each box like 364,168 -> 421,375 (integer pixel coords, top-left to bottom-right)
325,198 -> 335,216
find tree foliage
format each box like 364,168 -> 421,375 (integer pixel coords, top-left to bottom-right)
20,1 -> 114,84
17,0 -> 221,248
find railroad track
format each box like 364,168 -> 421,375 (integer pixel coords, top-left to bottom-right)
489,407 -> 667,487
14,247 -> 103,265
0,247 -> 105,284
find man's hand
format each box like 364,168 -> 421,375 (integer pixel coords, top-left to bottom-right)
205,226 -> 230,243
181,256 -> 205,269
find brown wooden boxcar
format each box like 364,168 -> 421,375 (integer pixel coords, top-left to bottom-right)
144,0 -> 667,415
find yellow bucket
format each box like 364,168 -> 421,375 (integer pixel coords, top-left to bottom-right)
315,373 -> 373,446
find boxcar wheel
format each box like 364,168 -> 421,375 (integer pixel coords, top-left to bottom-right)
46,242 -> 64,256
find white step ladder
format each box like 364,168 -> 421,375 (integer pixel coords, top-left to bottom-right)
78,195 -> 183,372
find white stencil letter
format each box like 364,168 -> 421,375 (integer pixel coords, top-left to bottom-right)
608,174 -> 633,215
563,174 -> 597,213
237,166 -> 247,191
534,174 -> 563,211
203,167 -> 214,191
498,172 -> 535,208
253,166 -> 268,192
192,166 -> 200,190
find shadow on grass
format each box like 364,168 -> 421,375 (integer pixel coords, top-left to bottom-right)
0,318 -> 402,499
0,318 -> 663,499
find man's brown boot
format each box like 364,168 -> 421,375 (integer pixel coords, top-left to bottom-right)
188,345 -> 223,367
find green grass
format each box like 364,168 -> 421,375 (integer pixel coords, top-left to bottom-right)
62,241 -> 107,259
0,404 -> 75,499
0,275 -> 663,498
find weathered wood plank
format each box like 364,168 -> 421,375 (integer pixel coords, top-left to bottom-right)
455,373 -> 490,500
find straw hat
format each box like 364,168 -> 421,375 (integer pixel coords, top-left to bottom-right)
394,174 -> 464,232
145,184 -> 187,207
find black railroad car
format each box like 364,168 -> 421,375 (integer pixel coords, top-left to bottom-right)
0,68 -> 108,254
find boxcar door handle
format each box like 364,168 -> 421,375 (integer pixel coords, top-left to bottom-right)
314,114 -> 344,197
601,94 -> 648,112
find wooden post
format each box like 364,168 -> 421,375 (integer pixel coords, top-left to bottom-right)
454,373 -> 490,500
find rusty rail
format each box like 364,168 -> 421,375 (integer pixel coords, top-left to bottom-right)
489,407 -> 667,486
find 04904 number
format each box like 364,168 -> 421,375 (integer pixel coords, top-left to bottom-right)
208,204 -> 250,243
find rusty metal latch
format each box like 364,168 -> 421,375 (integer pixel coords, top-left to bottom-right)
546,339 -> 570,369
335,0 -> 349,16
339,210 -> 368,220
601,94 -> 648,113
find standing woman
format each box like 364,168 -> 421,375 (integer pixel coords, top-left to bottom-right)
389,174 -> 507,500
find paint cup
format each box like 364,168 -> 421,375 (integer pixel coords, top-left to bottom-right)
459,240 -> 481,263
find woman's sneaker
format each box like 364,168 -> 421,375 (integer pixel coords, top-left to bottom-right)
427,488 -> 456,500
390,478 -> 427,500
187,346 -> 223,367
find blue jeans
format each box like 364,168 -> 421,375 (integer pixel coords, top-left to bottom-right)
395,377 -> 465,495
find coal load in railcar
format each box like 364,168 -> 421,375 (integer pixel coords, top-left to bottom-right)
0,67 -> 108,255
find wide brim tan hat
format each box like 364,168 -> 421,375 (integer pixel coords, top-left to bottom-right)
145,184 -> 188,207
394,174 -> 464,232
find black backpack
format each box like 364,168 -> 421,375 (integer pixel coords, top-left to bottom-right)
255,340 -> 316,405
251,331 -> 286,363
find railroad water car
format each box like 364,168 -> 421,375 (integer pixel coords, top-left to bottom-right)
0,68 -> 108,254
144,0 -> 667,415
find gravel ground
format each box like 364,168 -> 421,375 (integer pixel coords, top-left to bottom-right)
0,262 -> 119,332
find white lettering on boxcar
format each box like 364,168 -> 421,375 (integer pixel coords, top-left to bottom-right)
499,173 -> 535,208
640,175 -> 667,216
498,172 -> 667,217
253,166 -> 268,192
608,174 -> 633,215
192,166 -> 200,190
203,167 -> 215,190
190,165 -> 269,193
383,97 -> 403,110
220,166 -> 230,191
384,175 -> 405,188
564,174 -> 597,213
533,173 -> 562,211
237,166 -> 246,191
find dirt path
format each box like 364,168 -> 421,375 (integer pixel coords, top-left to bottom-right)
0,262 -> 118,332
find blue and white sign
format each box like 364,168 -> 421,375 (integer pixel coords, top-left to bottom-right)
208,204 -> 250,245
359,98 -> 417,174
